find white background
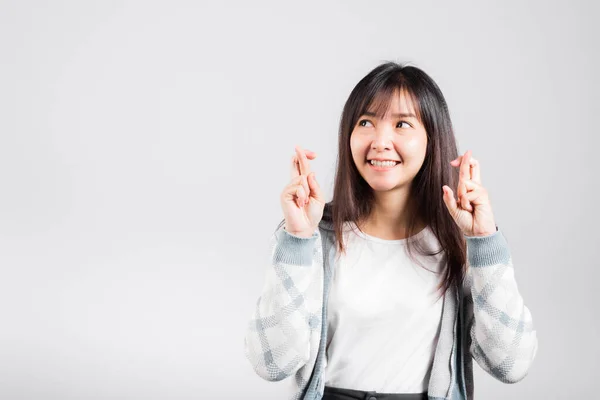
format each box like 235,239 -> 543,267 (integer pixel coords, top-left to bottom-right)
0,1 -> 598,398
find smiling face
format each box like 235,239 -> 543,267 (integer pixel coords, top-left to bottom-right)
350,89 -> 428,193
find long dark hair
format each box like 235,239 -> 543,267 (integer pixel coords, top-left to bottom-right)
280,61 -> 467,298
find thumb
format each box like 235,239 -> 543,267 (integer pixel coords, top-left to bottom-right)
442,185 -> 459,217
308,173 -> 324,202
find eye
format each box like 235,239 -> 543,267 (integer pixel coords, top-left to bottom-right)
397,121 -> 412,128
358,119 -> 373,127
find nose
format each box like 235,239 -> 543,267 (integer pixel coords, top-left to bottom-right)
370,125 -> 394,151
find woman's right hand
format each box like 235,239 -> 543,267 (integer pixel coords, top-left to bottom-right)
280,145 -> 326,238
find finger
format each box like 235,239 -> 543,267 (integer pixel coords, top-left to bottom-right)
463,180 -> 487,202
460,191 -> 473,212
299,151 -> 317,160
463,189 -> 485,204
300,174 -> 310,204
450,156 -> 463,167
291,155 -> 301,179
451,156 -> 475,167
457,151 -> 472,203
295,145 -> 312,177
295,185 -> 307,208
451,158 -> 481,187
291,153 -> 317,180
282,176 -> 304,204
307,172 -> 323,202
283,176 -> 303,197
451,155 -> 478,166
463,179 -> 477,189
289,173 -> 310,203
442,185 -> 459,217
457,181 -> 466,202
471,158 -> 481,184
459,150 -> 472,183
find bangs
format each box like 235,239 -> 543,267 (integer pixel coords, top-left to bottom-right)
358,83 -> 423,122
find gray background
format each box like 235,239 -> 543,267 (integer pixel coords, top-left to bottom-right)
0,1 -> 597,399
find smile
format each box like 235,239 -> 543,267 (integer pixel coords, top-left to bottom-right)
367,160 -> 401,171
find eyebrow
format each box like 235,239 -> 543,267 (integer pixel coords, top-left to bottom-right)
363,111 -> 418,119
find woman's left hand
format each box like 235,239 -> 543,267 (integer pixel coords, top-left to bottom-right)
442,150 -> 497,237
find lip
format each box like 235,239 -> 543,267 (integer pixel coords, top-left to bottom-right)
367,160 -> 401,171
367,158 -> 401,162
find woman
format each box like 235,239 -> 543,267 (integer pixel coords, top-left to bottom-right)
244,61 -> 538,400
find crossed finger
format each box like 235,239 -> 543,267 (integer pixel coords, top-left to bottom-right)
459,150 -> 472,186
290,146 -> 316,179
461,180 -> 489,205
450,152 -> 481,185
295,145 -> 312,177
455,150 -> 472,211
291,145 -> 316,202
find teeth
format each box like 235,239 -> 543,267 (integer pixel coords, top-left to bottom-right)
370,160 -> 399,167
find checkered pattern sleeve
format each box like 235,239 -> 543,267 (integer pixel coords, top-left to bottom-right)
244,226 -> 324,382
462,229 -> 539,384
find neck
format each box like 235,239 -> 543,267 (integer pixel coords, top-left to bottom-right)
358,186 -> 425,240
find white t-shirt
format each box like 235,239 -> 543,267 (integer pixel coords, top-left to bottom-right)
323,221 -> 446,393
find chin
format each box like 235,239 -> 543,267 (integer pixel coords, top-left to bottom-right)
366,181 -> 406,192
359,168 -> 412,191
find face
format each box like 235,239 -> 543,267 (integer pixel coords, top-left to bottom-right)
350,90 -> 428,192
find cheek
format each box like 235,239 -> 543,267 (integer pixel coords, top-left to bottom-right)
401,134 -> 428,159
349,135 -> 364,163
403,135 -> 425,150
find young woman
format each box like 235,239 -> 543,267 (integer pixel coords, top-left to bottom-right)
244,62 -> 538,400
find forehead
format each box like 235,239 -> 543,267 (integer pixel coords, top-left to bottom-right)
364,89 -> 421,119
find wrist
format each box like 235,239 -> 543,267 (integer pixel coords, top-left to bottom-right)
284,226 -> 317,238
466,224 -> 498,238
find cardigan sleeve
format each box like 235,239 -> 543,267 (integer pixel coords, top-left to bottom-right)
243,225 -> 324,381
461,228 -> 538,383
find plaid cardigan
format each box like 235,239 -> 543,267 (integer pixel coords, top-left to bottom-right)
244,217 -> 538,399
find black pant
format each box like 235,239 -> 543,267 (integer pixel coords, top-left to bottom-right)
323,385 -> 428,400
